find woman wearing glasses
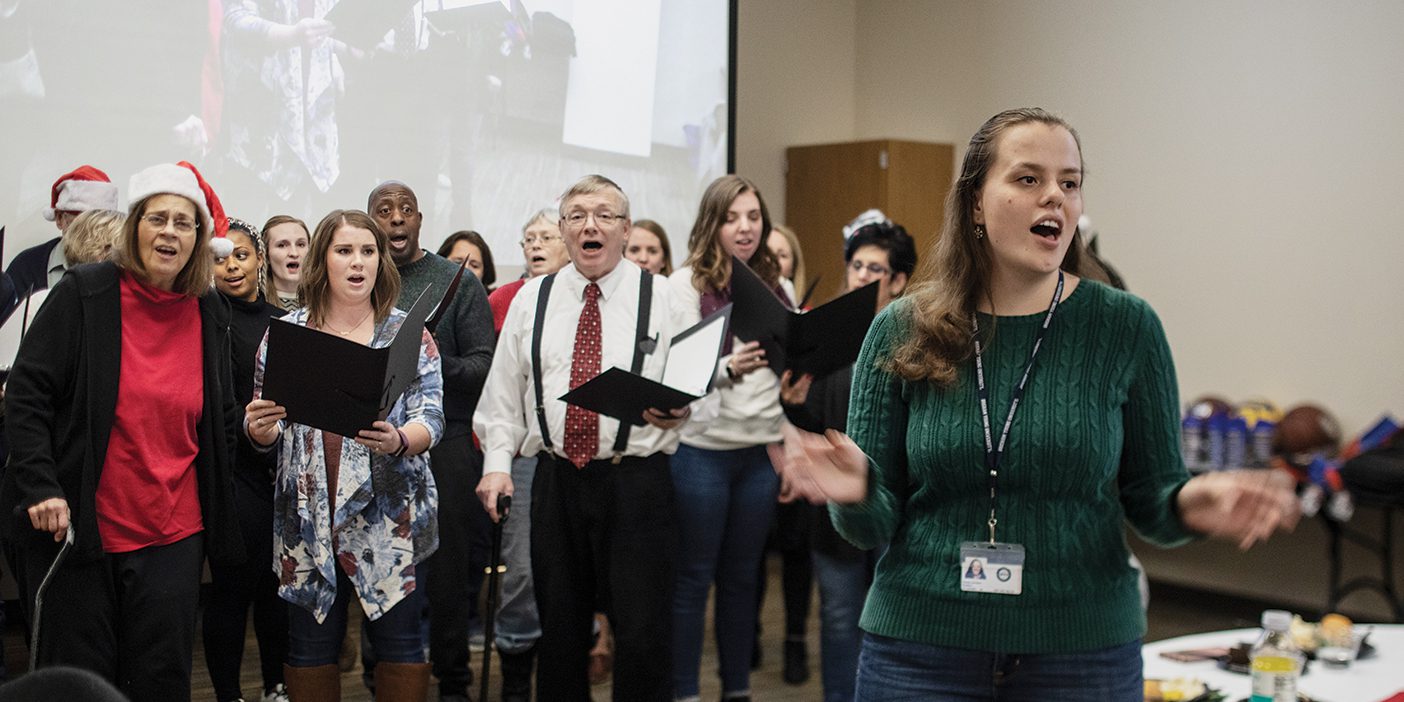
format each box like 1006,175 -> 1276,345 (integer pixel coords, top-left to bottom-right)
668,174 -> 794,702
245,209 -> 443,700
777,217 -> 916,702
487,208 -> 571,334
1,162 -> 243,700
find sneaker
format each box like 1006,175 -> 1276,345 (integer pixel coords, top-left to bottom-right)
261,684 -> 290,702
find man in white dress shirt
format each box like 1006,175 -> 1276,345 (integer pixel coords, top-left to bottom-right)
475,175 -> 692,702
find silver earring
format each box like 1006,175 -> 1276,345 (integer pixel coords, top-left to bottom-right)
974,224 -> 986,239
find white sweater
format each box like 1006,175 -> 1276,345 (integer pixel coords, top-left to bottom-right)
668,266 -> 794,450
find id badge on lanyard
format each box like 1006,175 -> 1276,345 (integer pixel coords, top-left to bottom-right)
959,271 -> 1063,597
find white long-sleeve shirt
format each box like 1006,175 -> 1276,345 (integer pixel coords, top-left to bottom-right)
474,260 -> 702,474
669,266 -> 793,450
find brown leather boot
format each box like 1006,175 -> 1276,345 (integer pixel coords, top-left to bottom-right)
373,661 -> 432,702
284,663 -> 341,702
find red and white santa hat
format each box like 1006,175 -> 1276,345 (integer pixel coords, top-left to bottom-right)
128,161 -> 233,258
43,165 -> 120,221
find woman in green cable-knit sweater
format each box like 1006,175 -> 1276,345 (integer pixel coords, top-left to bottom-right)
769,108 -> 1300,701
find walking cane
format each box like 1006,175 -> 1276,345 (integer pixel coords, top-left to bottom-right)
479,493 -> 511,702
30,526 -> 76,672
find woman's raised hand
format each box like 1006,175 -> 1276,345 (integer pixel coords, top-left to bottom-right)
767,422 -> 869,505
1177,468 -> 1301,549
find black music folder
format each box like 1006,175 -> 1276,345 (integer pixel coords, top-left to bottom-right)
324,0 -> 421,51
261,288 -> 434,437
559,305 -> 731,426
729,257 -> 878,378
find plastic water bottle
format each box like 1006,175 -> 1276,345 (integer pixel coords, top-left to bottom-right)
1250,418 -> 1276,467
1250,609 -> 1303,702
1206,413 -> 1228,470
1226,415 -> 1249,468
1181,413 -> 1205,471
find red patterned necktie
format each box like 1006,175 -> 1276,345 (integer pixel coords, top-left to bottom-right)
564,282 -> 602,468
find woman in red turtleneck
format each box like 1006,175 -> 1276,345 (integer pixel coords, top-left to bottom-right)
1,162 -> 241,701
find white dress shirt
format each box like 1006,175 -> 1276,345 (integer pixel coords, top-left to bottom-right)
475,260 -> 700,475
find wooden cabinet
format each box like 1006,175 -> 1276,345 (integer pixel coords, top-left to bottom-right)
784,139 -> 954,305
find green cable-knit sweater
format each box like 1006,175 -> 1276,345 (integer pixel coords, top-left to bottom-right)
831,279 -> 1194,654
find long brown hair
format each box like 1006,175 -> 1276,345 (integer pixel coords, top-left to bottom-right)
260,214 -> 309,304
116,194 -> 215,298
684,175 -> 781,293
888,108 -> 1108,385
299,210 -> 401,328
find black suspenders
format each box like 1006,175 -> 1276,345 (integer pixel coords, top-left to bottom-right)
529,268 -> 654,462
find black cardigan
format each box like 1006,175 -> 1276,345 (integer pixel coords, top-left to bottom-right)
0,262 -> 243,565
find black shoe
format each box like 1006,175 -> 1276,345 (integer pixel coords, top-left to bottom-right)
500,646 -> 535,702
783,639 -> 809,685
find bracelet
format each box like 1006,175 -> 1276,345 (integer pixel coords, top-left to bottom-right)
392,428 -> 411,458
725,361 -> 740,381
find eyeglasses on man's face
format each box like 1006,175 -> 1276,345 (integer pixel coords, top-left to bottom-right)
562,210 -> 626,230
847,260 -> 890,277
520,233 -> 562,247
142,213 -> 198,234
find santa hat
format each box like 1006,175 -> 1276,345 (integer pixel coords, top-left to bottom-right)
128,161 -> 233,258
43,165 -> 119,221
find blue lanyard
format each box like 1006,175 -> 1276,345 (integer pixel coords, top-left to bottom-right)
972,270 -> 1064,543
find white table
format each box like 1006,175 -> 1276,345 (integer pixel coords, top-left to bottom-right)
1143,625 -> 1404,701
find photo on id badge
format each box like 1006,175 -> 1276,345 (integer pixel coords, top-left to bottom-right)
959,542 -> 1024,595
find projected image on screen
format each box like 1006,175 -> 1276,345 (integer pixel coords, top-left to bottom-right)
0,0 -> 730,271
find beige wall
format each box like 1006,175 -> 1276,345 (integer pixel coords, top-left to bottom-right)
734,0 -> 858,226
739,0 -> 1404,432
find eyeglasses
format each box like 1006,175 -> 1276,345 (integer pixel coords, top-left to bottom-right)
142,213 -> 198,234
520,233 -> 562,247
563,210 -> 626,229
848,260 -> 890,277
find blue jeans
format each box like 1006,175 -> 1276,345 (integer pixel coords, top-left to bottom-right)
813,549 -> 869,702
671,443 -> 780,697
855,633 -> 1143,702
495,454 -> 542,654
288,561 -> 426,667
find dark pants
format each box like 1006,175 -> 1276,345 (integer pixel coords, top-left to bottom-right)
531,452 -> 675,702
424,428 -> 490,695
288,560 -> 426,667
361,427 -> 489,694
15,532 -> 204,701
202,480 -> 289,701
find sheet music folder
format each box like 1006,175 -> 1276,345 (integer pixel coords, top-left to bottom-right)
728,257 -> 878,378
324,0 -> 422,51
261,289 -> 434,437
559,305 -> 731,426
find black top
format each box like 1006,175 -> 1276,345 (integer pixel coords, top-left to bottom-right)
781,364 -> 866,559
223,292 -> 285,499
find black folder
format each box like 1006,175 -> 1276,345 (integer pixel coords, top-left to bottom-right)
261,288 -> 434,437
729,257 -> 878,378
559,305 -> 731,426
324,0 -> 422,51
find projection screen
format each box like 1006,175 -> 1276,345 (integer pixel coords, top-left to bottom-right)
0,0 -> 733,271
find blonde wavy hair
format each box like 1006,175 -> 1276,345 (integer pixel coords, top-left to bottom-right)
62,209 -> 124,265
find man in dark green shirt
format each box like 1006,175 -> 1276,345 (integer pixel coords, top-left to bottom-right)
367,181 -> 495,702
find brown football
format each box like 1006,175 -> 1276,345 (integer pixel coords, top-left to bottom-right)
1273,404 -> 1342,457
